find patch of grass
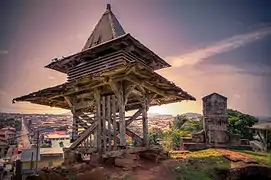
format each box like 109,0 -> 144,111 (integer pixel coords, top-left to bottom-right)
172,150 -> 230,180
231,150 -> 269,165
170,149 -> 222,159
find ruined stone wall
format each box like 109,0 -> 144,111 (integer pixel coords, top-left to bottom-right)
203,93 -> 228,144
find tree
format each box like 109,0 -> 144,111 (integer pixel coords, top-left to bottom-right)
173,115 -> 189,130
159,115 -> 193,150
40,143 -> 51,148
0,118 -> 21,131
228,109 -> 259,140
149,128 -> 163,145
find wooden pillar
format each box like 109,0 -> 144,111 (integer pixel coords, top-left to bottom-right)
71,112 -> 79,142
112,95 -> 117,150
118,82 -> 126,147
107,95 -> 112,151
94,89 -> 102,154
93,131 -> 97,148
142,95 -> 149,147
102,96 -> 107,153
109,80 -> 126,147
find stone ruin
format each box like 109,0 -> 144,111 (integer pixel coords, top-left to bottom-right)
181,92 -> 248,150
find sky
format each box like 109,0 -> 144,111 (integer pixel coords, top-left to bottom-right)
0,0 -> 271,117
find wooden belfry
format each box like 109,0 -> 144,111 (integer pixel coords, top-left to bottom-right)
13,4 -> 195,156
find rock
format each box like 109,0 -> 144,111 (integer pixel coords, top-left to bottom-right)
115,155 -> 138,169
139,152 -> 159,163
214,165 -> 271,180
124,153 -> 139,160
89,153 -> 101,167
76,167 -> 105,180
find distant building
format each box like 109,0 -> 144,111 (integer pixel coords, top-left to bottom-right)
44,131 -> 70,141
20,148 -> 40,176
202,93 -> 229,145
0,127 -> 16,145
39,147 -> 64,167
0,141 -> 8,158
20,147 -> 64,173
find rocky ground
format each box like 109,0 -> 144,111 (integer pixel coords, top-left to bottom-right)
26,148 -> 271,180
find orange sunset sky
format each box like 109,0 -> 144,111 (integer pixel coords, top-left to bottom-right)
0,0 -> 271,116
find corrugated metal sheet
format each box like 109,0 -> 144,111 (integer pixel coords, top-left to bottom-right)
20,148 -> 40,162
40,147 -> 63,155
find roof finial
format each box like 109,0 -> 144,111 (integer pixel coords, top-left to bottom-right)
106,4 -> 111,11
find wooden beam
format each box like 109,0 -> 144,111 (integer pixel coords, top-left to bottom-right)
112,95 -> 117,150
132,89 -> 143,97
94,89 -> 102,153
64,96 -> 73,108
108,80 -> 119,99
102,96 -> 107,153
73,100 -> 94,111
126,76 -> 167,97
126,128 -> 143,145
124,84 -> 136,105
69,121 -> 98,150
49,75 -> 125,100
107,95 -> 112,151
125,66 -> 136,75
126,108 -> 143,126
108,80 -> 126,146
75,112 -> 95,123
142,95 -> 149,147
118,82 -> 126,147
76,92 -> 93,99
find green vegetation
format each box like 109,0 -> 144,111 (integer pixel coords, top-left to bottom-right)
228,109 -> 259,140
172,149 -> 230,180
232,149 -> 269,165
0,118 -> 21,131
149,115 -> 203,150
40,143 -> 51,148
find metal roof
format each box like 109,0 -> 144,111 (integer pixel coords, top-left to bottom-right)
40,147 -> 63,155
251,122 -> 271,130
82,4 -> 125,51
20,148 -> 40,162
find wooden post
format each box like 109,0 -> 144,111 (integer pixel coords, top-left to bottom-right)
142,94 -> 149,147
107,95 -> 112,151
118,82 -> 126,147
102,96 -> 107,153
109,80 -> 126,147
112,95 -> 117,150
94,89 -> 102,154
71,111 -> 79,142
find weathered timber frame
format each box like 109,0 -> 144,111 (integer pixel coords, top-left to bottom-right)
13,64 -> 195,155
12,5 -> 196,158
62,77 -> 153,155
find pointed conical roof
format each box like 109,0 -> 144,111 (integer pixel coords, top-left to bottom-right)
82,4 -> 126,51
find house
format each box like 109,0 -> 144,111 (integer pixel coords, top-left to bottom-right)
20,148 -> 40,177
0,128 -> 16,145
39,148 -> 64,167
20,147 -> 64,172
44,132 -> 70,141
0,141 -> 8,158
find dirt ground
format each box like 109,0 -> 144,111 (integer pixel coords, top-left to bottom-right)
31,149 -> 271,180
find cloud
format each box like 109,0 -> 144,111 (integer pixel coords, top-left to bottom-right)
67,34 -> 87,41
234,94 -> 241,99
166,26 -> 271,67
0,50 -> 8,55
48,76 -> 55,80
0,90 -> 8,96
